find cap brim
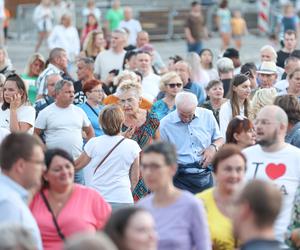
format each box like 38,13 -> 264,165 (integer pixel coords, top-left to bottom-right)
257,70 -> 277,74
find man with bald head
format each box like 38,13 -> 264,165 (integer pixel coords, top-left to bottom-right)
160,92 -> 223,194
243,105 -> 300,249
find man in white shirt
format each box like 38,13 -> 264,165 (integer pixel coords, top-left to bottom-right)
119,7 -> 141,47
136,30 -> 167,74
0,133 -> 45,250
136,51 -> 160,101
34,80 -> 94,184
243,105 -> 300,249
94,28 -> 126,80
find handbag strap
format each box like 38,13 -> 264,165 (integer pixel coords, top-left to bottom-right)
93,137 -> 126,175
85,102 -> 99,117
40,191 -> 65,240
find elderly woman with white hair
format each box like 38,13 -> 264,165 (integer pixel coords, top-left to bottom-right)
259,45 -> 284,81
151,71 -> 183,120
118,79 -> 160,201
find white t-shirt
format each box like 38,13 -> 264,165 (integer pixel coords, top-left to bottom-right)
0,105 -> 36,134
48,25 -> 80,62
84,135 -> 141,203
119,19 -> 142,46
219,100 -> 245,139
94,49 -> 126,80
35,103 -> 91,159
142,73 -> 161,101
243,144 -> 300,247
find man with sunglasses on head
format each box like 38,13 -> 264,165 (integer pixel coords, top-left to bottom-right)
243,105 -> 300,249
160,91 -> 223,194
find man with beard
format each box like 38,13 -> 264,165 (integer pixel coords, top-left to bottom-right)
243,105 -> 300,249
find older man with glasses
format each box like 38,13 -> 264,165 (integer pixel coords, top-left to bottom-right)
159,91 -> 223,194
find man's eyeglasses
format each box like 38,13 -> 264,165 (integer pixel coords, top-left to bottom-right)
167,83 -> 182,88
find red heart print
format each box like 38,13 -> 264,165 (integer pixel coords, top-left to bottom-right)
265,163 -> 286,180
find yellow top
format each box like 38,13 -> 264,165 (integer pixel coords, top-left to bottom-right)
231,17 -> 246,35
196,188 -> 235,250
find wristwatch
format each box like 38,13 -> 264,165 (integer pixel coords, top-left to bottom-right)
210,143 -> 219,152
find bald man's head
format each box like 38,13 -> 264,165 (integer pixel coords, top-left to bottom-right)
259,105 -> 288,125
255,105 -> 288,148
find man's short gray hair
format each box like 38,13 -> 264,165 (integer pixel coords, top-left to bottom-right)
216,57 -> 234,73
0,224 -> 36,250
175,91 -> 198,108
55,79 -> 73,94
45,73 -> 62,84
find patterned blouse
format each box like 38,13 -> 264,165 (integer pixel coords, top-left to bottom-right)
286,184 -> 300,248
151,99 -> 176,120
122,111 -> 160,201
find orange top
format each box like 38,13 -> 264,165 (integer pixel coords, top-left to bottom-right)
103,95 -> 153,110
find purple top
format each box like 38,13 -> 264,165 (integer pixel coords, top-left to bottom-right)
138,191 -> 211,250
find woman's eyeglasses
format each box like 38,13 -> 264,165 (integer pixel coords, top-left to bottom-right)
167,83 -> 183,88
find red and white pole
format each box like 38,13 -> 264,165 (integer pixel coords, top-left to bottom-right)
258,0 -> 270,34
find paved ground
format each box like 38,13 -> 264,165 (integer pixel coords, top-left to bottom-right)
6,32 -> 273,75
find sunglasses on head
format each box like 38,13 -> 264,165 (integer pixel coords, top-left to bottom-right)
167,83 -> 182,88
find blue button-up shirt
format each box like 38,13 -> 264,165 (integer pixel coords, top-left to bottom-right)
0,174 -> 43,250
160,107 -> 222,165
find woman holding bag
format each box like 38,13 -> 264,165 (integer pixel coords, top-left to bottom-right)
75,104 -> 141,211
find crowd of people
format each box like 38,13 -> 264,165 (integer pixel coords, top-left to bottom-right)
2,0 -> 300,250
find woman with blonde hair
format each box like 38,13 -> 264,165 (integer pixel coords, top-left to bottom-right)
21,53 -> 45,104
118,79 -> 160,201
81,30 -> 106,61
151,71 -> 183,120
249,87 -> 277,120
103,70 -> 152,110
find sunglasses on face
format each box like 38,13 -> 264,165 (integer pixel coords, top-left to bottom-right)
167,83 -> 182,88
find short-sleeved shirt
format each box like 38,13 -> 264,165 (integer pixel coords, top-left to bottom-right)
243,144 -> 300,247
138,191 -> 211,250
35,103 -> 91,159
30,184 -> 111,250
105,8 -> 124,31
197,188 -> 235,250
84,135 -> 141,203
79,103 -> 104,137
185,14 -> 204,41
160,107 -> 222,165
0,105 -> 36,134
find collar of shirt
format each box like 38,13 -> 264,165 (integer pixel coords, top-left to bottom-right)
184,79 -> 192,90
0,174 -> 29,202
48,63 -> 64,75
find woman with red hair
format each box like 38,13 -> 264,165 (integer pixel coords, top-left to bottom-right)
226,116 -> 256,149
79,79 -> 105,137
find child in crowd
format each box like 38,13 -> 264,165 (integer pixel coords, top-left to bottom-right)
231,10 -> 247,50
